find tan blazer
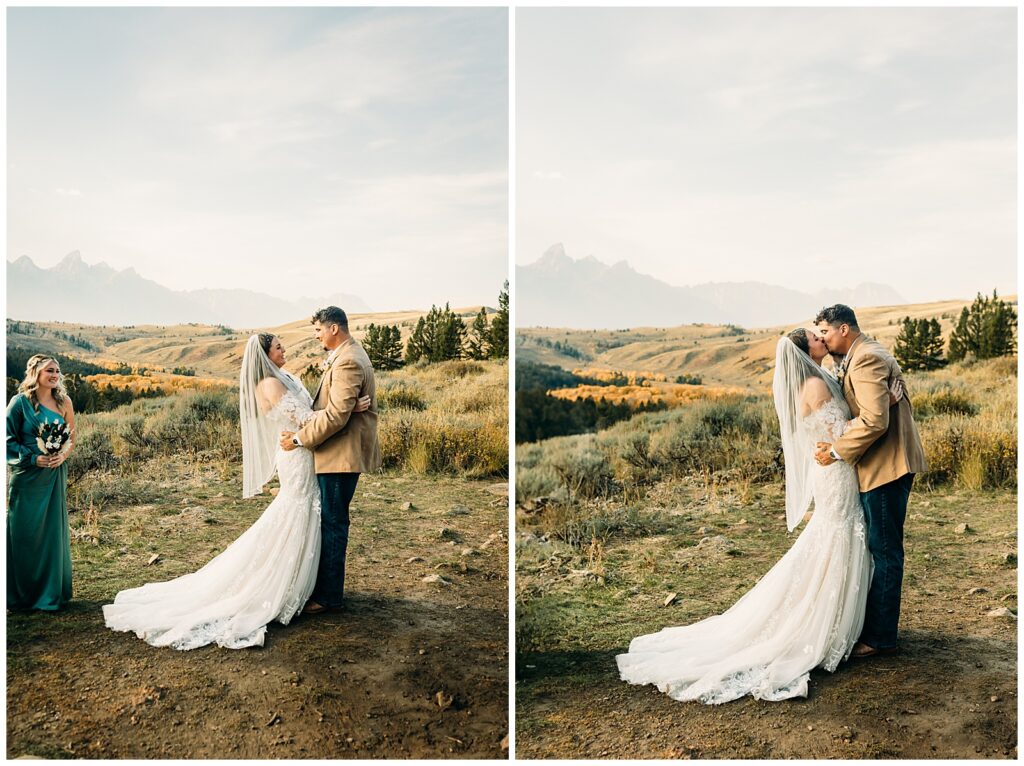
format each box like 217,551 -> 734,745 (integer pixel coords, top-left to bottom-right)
833,334 -> 927,493
296,337 -> 381,475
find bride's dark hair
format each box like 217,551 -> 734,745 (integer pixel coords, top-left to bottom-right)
250,333 -> 280,385
787,328 -> 810,355
258,333 -> 275,355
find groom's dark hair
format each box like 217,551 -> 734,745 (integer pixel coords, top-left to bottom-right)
312,306 -> 349,332
815,304 -> 859,330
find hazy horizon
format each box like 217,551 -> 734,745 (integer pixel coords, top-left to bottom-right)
518,8 -> 1016,304
8,7 -> 508,311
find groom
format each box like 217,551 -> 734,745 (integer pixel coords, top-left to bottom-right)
812,304 -> 927,658
280,306 -> 381,614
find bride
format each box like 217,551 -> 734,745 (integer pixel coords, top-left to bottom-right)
616,328 -> 899,703
103,333 -> 369,650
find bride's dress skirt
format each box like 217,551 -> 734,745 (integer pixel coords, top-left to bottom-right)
617,399 -> 872,703
102,446 -> 321,650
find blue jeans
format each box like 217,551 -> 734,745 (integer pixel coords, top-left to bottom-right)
312,473 -> 359,608
859,473 -> 914,650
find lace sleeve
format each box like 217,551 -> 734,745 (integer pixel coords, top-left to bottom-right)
273,392 -> 316,430
802,399 -> 848,442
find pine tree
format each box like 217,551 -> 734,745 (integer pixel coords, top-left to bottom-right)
467,308 -> 490,360
420,306 -> 444,361
488,280 -> 509,359
439,304 -> 467,361
921,318 -> 946,370
406,317 -> 427,364
948,290 -> 1017,362
892,317 -> 919,370
363,323 -> 385,366
379,325 -> 405,370
980,291 -> 1017,358
947,306 -> 972,362
894,316 -> 946,371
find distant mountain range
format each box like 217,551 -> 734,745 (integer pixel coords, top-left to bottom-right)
516,244 -> 906,329
7,252 -> 371,328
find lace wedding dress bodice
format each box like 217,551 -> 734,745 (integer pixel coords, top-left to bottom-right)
103,388 -> 323,650
617,394 -> 872,704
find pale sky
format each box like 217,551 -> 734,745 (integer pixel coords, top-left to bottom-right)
517,8 -> 1016,303
8,7 -> 508,310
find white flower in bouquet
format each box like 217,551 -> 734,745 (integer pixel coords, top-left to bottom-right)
36,420 -> 73,456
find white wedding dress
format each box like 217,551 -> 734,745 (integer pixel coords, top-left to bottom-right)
616,397 -> 873,703
102,390 -> 321,650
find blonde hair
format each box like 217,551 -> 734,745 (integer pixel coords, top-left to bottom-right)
18,355 -> 68,412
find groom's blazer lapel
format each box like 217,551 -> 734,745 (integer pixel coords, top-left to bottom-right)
841,334 -> 867,401
313,339 -> 355,406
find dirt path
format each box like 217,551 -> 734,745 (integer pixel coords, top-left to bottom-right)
8,468 -> 509,759
516,484 -> 1017,759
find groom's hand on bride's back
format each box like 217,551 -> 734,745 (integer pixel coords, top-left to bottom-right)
815,442 -> 837,466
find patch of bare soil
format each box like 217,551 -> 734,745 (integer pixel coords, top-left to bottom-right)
8,471 -> 509,759
516,484 -> 1016,759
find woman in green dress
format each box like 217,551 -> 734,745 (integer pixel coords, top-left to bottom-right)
7,354 -> 76,611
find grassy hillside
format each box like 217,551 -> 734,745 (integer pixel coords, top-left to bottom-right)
8,305 -> 492,381
516,296 -> 1017,388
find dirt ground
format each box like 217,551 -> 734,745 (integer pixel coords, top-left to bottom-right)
7,464 -> 509,759
516,481 -> 1017,759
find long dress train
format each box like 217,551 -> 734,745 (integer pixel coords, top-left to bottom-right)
102,391 -> 320,650
616,398 -> 873,703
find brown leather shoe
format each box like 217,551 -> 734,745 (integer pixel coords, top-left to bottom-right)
302,600 -> 344,615
851,641 -> 899,658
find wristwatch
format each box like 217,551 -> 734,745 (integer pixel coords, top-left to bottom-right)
829,447 -> 842,461
292,436 -> 302,447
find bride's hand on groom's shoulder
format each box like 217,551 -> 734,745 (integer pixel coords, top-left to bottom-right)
888,379 -> 904,406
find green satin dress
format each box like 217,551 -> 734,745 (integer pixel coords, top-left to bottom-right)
6,393 -> 72,610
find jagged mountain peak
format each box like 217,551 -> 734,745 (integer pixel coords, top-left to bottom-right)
517,245 -> 906,329
10,255 -> 37,270
7,252 -> 371,327
536,243 -> 572,269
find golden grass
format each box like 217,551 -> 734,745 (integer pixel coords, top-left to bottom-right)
518,356 -> 1016,502
15,307 -> 494,381
518,296 -> 1017,388
374,359 -> 508,478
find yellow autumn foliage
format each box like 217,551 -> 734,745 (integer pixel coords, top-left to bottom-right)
572,368 -> 668,384
548,383 -> 747,408
84,373 -> 231,395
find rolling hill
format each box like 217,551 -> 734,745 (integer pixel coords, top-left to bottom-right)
516,297 -> 1017,389
7,305 -> 493,381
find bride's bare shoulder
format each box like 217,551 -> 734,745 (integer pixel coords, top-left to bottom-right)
801,376 -> 830,395
257,376 -> 287,394
799,376 -> 833,414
